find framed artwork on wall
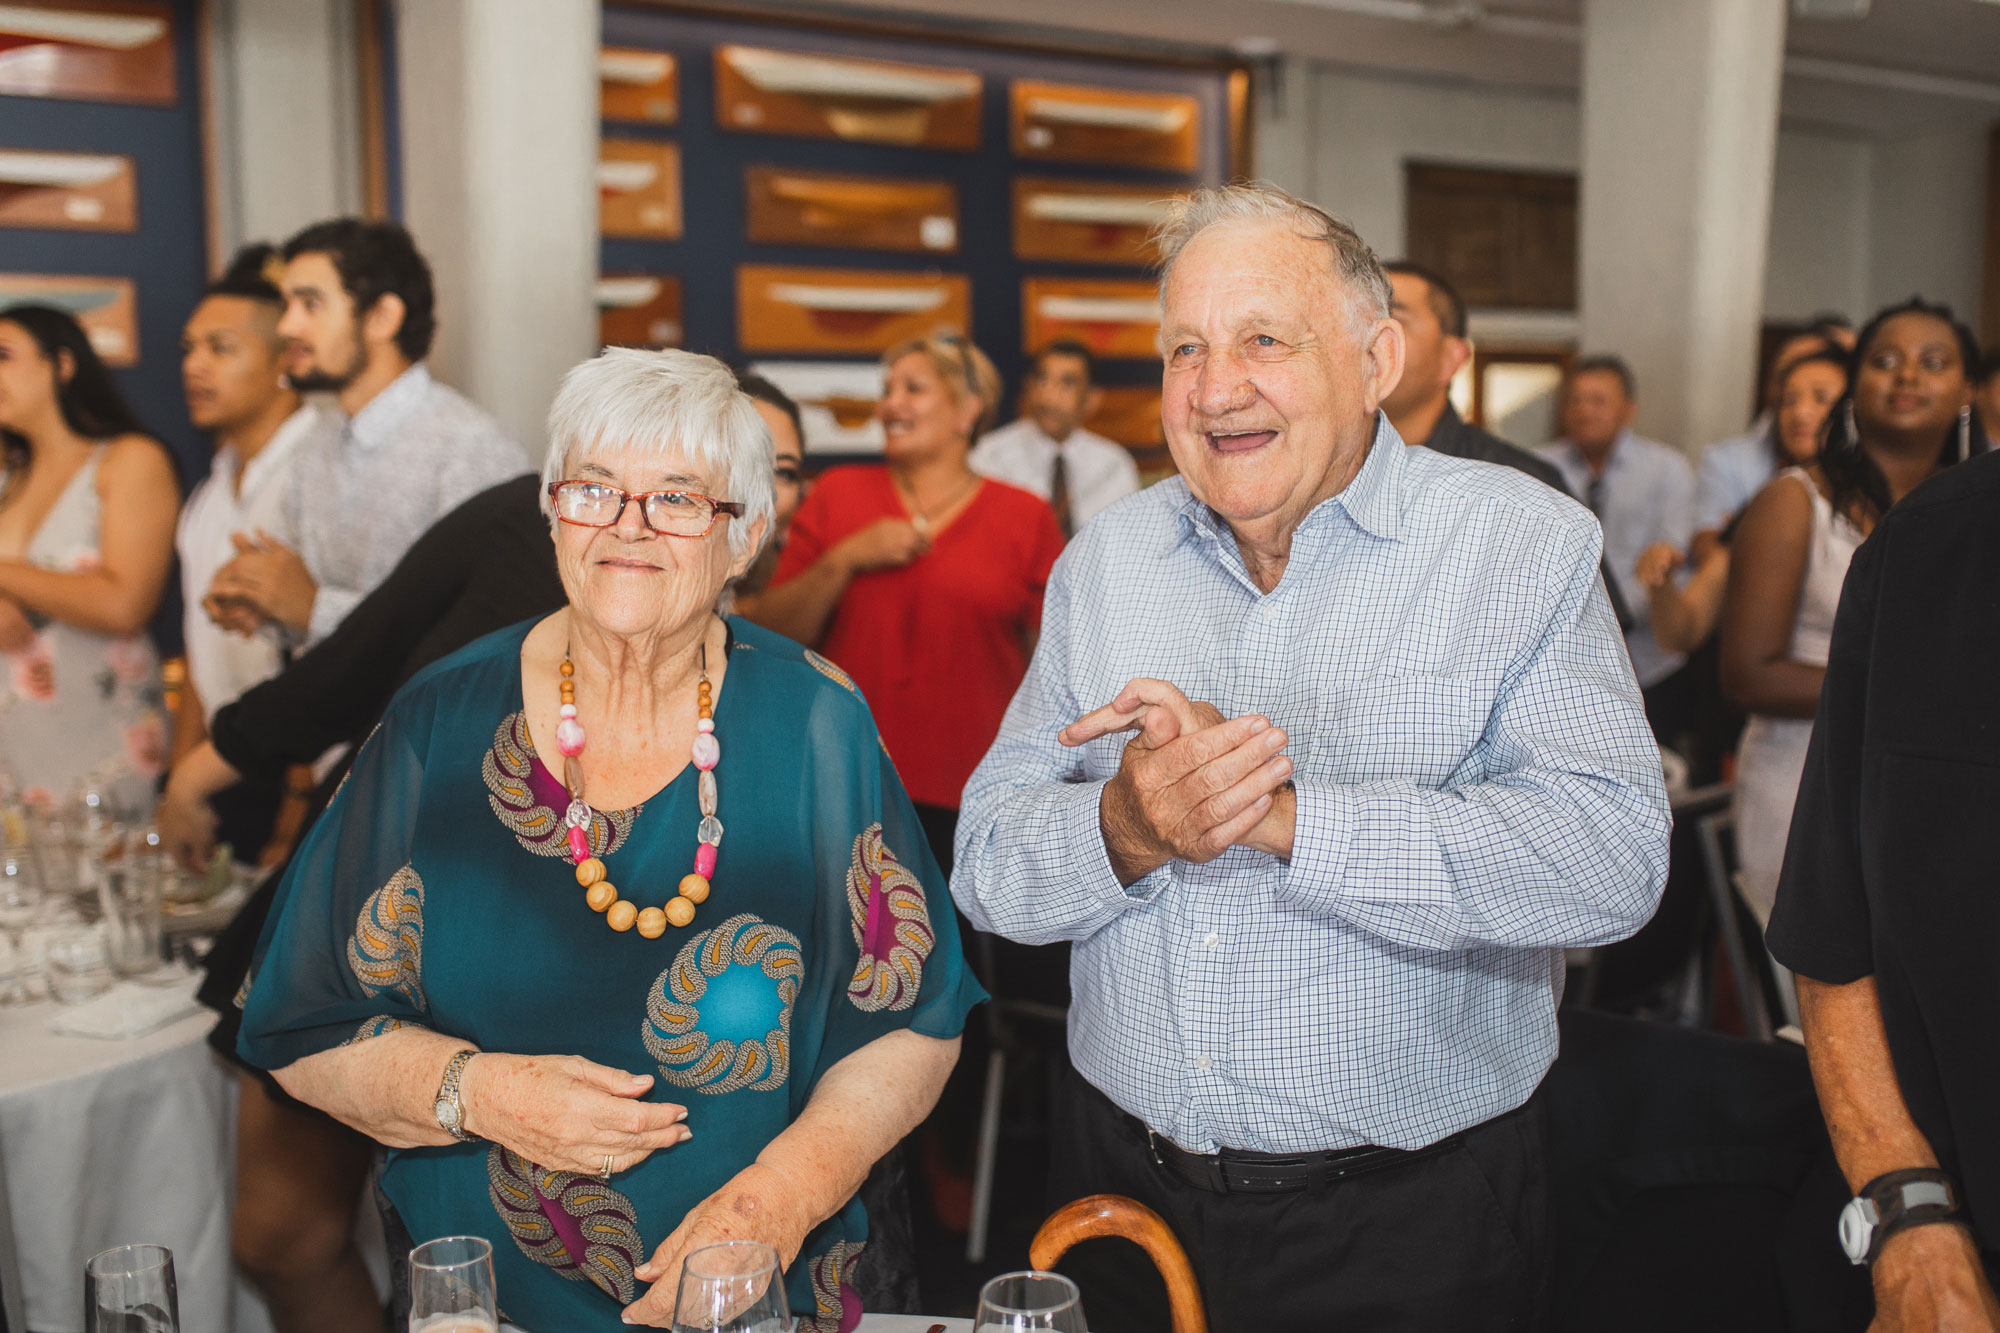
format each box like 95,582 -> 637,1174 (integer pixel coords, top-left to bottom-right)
1084,386 -> 1165,450
1012,177 -> 1179,266
0,149 -> 137,231
738,264 -> 970,354
746,167 -> 958,254
601,46 -> 678,124
1011,80 -> 1199,172
600,139 -> 683,240
1022,277 -> 1160,359
715,45 -> 981,150
0,0 -> 175,104
0,273 -> 138,364
746,360 -> 888,454
598,275 -> 683,349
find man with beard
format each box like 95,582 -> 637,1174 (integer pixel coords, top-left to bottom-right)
205,218 -> 526,645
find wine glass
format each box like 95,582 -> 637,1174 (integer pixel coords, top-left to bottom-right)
975,1271 -> 1087,1332
408,1235 -> 498,1333
671,1240 -> 792,1332
84,1243 -> 180,1332
0,852 -> 44,1004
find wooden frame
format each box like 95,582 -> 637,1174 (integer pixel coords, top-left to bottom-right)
0,274 -> 139,365
0,150 -> 137,231
356,0 -> 392,221
1982,123 -> 2000,348
1470,345 -> 1573,436
738,264 -> 970,354
1021,277 -> 1160,360
598,274 -> 684,349
0,0 -> 176,105
601,45 -> 678,124
600,138 -> 683,240
1083,386 -> 1164,450
747,167 -> 958,254
715,44 -> 980,150
1011,79 -> 1200,173
1012,177 -> 1180,266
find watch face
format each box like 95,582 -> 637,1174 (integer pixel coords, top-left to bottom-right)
1839,1198 -> 1874,1263
435,1097 -> 459,1129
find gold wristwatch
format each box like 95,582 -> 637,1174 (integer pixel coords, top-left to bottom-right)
433,1049 -> 481,1143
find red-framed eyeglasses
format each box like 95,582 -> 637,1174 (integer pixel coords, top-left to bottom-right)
548,480 -> 745,538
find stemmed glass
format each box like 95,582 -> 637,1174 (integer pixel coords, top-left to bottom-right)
408,1235 -> 498,1333
975,1271 -> 1088,1332
671,1240 -> 792,1332
0,851 -> 44,1004
84,1243 -> 180,1332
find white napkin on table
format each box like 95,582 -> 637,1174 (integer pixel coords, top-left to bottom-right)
47,979 -> 201,1040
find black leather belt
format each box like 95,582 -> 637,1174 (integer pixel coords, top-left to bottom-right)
1087,1077 -> 1462,1195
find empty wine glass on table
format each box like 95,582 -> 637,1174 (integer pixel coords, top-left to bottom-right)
409,1235 -> 498,1332
976,1271 -> 1088,1333
671,1240 -> 792,1333
0,851 -> 44,1005
84,1243 -> 180,1332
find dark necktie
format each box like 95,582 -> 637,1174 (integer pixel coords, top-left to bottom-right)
1049,449 -> 1074,540
1585,474 -> 1606,518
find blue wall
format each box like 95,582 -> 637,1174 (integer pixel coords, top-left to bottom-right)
600,6 -> 1237,416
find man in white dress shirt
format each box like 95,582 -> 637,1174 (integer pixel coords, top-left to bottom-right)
1535,357 -> 1696,741
172,245 -> 323,858
205,218 -> 525,646
970,340 -> 1139,537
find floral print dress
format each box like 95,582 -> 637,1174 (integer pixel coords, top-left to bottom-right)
0,449 -> 165,812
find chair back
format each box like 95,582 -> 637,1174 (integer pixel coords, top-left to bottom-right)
1028,1193 -> 1207,1333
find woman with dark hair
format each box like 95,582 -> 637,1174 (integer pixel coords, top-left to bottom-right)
1722,297 -> 1983,923
1636,347 -> 1850,654
0,305 -> 178,810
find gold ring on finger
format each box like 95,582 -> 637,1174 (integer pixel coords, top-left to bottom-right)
601,1153 -> 615,1181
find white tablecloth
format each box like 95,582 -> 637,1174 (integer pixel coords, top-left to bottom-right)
0,970 -> 274,1333
856,1318 -> 972,1332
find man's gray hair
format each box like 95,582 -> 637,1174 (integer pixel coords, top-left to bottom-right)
540,347 -> 776,560
1153,182 -> 1392,330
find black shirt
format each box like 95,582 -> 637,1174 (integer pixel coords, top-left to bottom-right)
209,474 -> 566,783
1766,449 -> 2000,1273
1415,405 -> 1636,631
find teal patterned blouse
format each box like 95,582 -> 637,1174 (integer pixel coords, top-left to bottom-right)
238,617 -> 984,1332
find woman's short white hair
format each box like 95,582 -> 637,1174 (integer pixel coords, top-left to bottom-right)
540,347 -> 776,560
1152,181 -> 1391,336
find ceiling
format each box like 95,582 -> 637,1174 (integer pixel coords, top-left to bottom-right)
765,0 -> 2000,139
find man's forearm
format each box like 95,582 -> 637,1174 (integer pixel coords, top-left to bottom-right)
1797,974 -> 1939,1189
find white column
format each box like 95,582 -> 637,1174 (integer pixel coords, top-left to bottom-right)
1577,0 -> 1788,452
395,0 -> 599,450
206,0 -> 364,257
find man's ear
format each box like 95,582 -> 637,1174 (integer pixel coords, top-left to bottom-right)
362,292 -> 408,354
1082,386 -> 1105,420
1361,317 -> 1407,416
1440,336 -> 1472,390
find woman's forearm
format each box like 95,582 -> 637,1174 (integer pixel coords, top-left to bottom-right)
0,560 -> 163,636
1647,584 -> 1705,657
165,739 -> 243,805
1722,659 -> 1826,720
740,551 -> 853,647
755,1030 -> 957,1230
271,1026 -> 471,1149
1797,974 -> 1937,1190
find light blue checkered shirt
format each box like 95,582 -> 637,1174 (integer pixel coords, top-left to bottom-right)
953,416 -> 1671,1155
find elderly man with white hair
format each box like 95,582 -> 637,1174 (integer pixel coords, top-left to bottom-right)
954,183 -> 1669,1329
238,348 -> 982,1330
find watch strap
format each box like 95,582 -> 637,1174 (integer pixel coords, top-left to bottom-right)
436,1049 -> 480,1143
1860,1168 -> 1959,1263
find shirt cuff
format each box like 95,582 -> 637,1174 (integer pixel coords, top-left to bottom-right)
1276,779 -> 1354,912
1061,778 -> 1169,906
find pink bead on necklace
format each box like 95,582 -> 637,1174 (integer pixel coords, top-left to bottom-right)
558,635 -> 722,938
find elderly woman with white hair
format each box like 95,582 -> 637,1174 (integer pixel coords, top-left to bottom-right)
239,348 -> 980,1331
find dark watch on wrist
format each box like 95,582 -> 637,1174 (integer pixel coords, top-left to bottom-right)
1839,1168 -> 1960,1265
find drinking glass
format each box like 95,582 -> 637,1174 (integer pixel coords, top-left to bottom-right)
84,1243 -> 180,1332
102,859 -> 163,979
671,1240 -> 792,1333
45,923 -> 115,1005
408,1235 -> 498,1333
975,1271 -> 1087,1333
0,851 -> 44,1004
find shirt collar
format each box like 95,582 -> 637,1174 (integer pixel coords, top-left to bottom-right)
1171,411 -> 1407,553
346,362 -> 432,452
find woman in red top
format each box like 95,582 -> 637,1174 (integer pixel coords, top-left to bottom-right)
756,332 -> 1064,866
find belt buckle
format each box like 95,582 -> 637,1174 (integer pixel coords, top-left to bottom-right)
1146,1129 -> 1166,1168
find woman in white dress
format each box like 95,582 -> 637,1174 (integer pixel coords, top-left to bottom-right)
1722,299 -> 1985,924
0,305 -> 178,814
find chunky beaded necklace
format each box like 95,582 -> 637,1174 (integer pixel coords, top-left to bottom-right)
558,636 -> 722,939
